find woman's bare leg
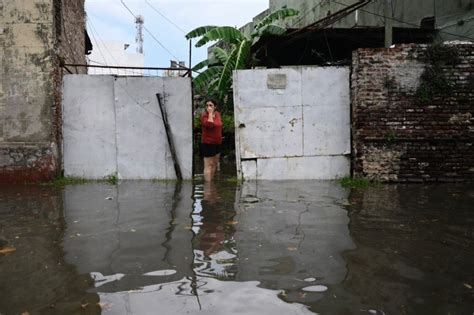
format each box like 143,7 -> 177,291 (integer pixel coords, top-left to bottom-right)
204,157 -> 214,181
212,154 -> 220,177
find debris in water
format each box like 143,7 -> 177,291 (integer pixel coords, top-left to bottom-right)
0,246 -> 16,254
463,283 -> 472,289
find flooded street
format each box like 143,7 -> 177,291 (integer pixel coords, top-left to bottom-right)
0,177 -> 473,314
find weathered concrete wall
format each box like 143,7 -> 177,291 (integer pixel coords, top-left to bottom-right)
233,67 -> 350,180
352,42 -> 474,182
0,0 -> 86,183
268,0 -> 474,41
62,75 -> 193,180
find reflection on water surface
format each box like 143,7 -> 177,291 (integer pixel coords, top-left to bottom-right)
0,181 -> 472,314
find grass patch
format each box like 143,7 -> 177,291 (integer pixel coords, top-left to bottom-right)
40,176 -> 90,187
225,176 -> 242,184
104,173 -> 118,185
339,176 -> 377,188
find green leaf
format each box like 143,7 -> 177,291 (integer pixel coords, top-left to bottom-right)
193,66 -> 223,91
192,54 -> 219,72
253,8 -> 299,32
208,78 -> 220,94
210,47 -> 229,64
192,59 -> 211,72
216,46 -> 239,97
185,25 -> 217,39
195,26 -> 245,47
256,24 -> 287,37
234,40 -> 251,70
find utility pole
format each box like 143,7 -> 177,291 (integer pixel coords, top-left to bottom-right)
384,0 -> 393,48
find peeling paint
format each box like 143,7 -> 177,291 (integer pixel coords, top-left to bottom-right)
1,1 -> 86,182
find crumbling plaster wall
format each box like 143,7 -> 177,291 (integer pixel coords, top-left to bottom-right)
269,0 -> 474,41
352,42 -> 474,182
0,0 -> 86,182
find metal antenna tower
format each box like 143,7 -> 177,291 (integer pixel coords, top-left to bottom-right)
135,15 -> 144,54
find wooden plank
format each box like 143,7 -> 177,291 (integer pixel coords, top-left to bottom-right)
156,93 -> 183,180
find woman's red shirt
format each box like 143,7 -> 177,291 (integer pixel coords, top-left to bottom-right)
200,111 -> 223,144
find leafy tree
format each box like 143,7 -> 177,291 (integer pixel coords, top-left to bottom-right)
185,8 -> 298,108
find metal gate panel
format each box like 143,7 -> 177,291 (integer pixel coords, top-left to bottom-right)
63,75 -> 192,180
63,75 -> 117,179
114,77 -> 170,179
302,67 -> 350,156
234,66 -> 350,180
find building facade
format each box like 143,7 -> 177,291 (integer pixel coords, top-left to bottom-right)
242,0 -> 473,66
0,0 -> 88,182
87,39 -> 145,76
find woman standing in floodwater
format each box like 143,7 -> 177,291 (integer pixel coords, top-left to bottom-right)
200,99 -> 222,181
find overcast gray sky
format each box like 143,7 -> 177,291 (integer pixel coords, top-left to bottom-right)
85,0 -> 269,69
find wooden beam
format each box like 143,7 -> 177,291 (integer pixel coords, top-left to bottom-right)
156,93 -> 183,180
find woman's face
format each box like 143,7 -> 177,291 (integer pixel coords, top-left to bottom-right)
206,101 -> 215,111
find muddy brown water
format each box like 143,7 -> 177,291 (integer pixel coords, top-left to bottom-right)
0,175 -> 473,314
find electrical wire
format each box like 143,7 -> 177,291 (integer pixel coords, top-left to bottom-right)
144,0 -> 187,34
120,0 -> 181,61
86,20 -> 109,67
87,20 -> 117,64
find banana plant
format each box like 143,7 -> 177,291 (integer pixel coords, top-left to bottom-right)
185,7 -> 298,106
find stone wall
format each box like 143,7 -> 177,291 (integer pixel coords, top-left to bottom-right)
0,0 -> 86,183
351,42 -> 474,182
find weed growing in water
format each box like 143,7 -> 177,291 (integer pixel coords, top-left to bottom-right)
104,173 -> 118,185
225,176 -> 242,184
40,176 -> 89,187
339,176 -> 378,188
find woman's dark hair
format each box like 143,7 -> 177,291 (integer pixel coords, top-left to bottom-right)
205,98 -> 218,108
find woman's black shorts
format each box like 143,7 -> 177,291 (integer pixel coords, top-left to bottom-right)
200,143 -> 221,157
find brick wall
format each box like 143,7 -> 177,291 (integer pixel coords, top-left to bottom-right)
0,0 -> 86,183
351,42 -> 474,182
53,0 -> 87,175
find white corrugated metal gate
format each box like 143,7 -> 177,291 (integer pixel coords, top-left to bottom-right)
233,66 -> 351,180
62,75 -> 192,180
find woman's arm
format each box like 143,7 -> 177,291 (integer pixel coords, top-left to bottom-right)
201,112 -> 216,128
